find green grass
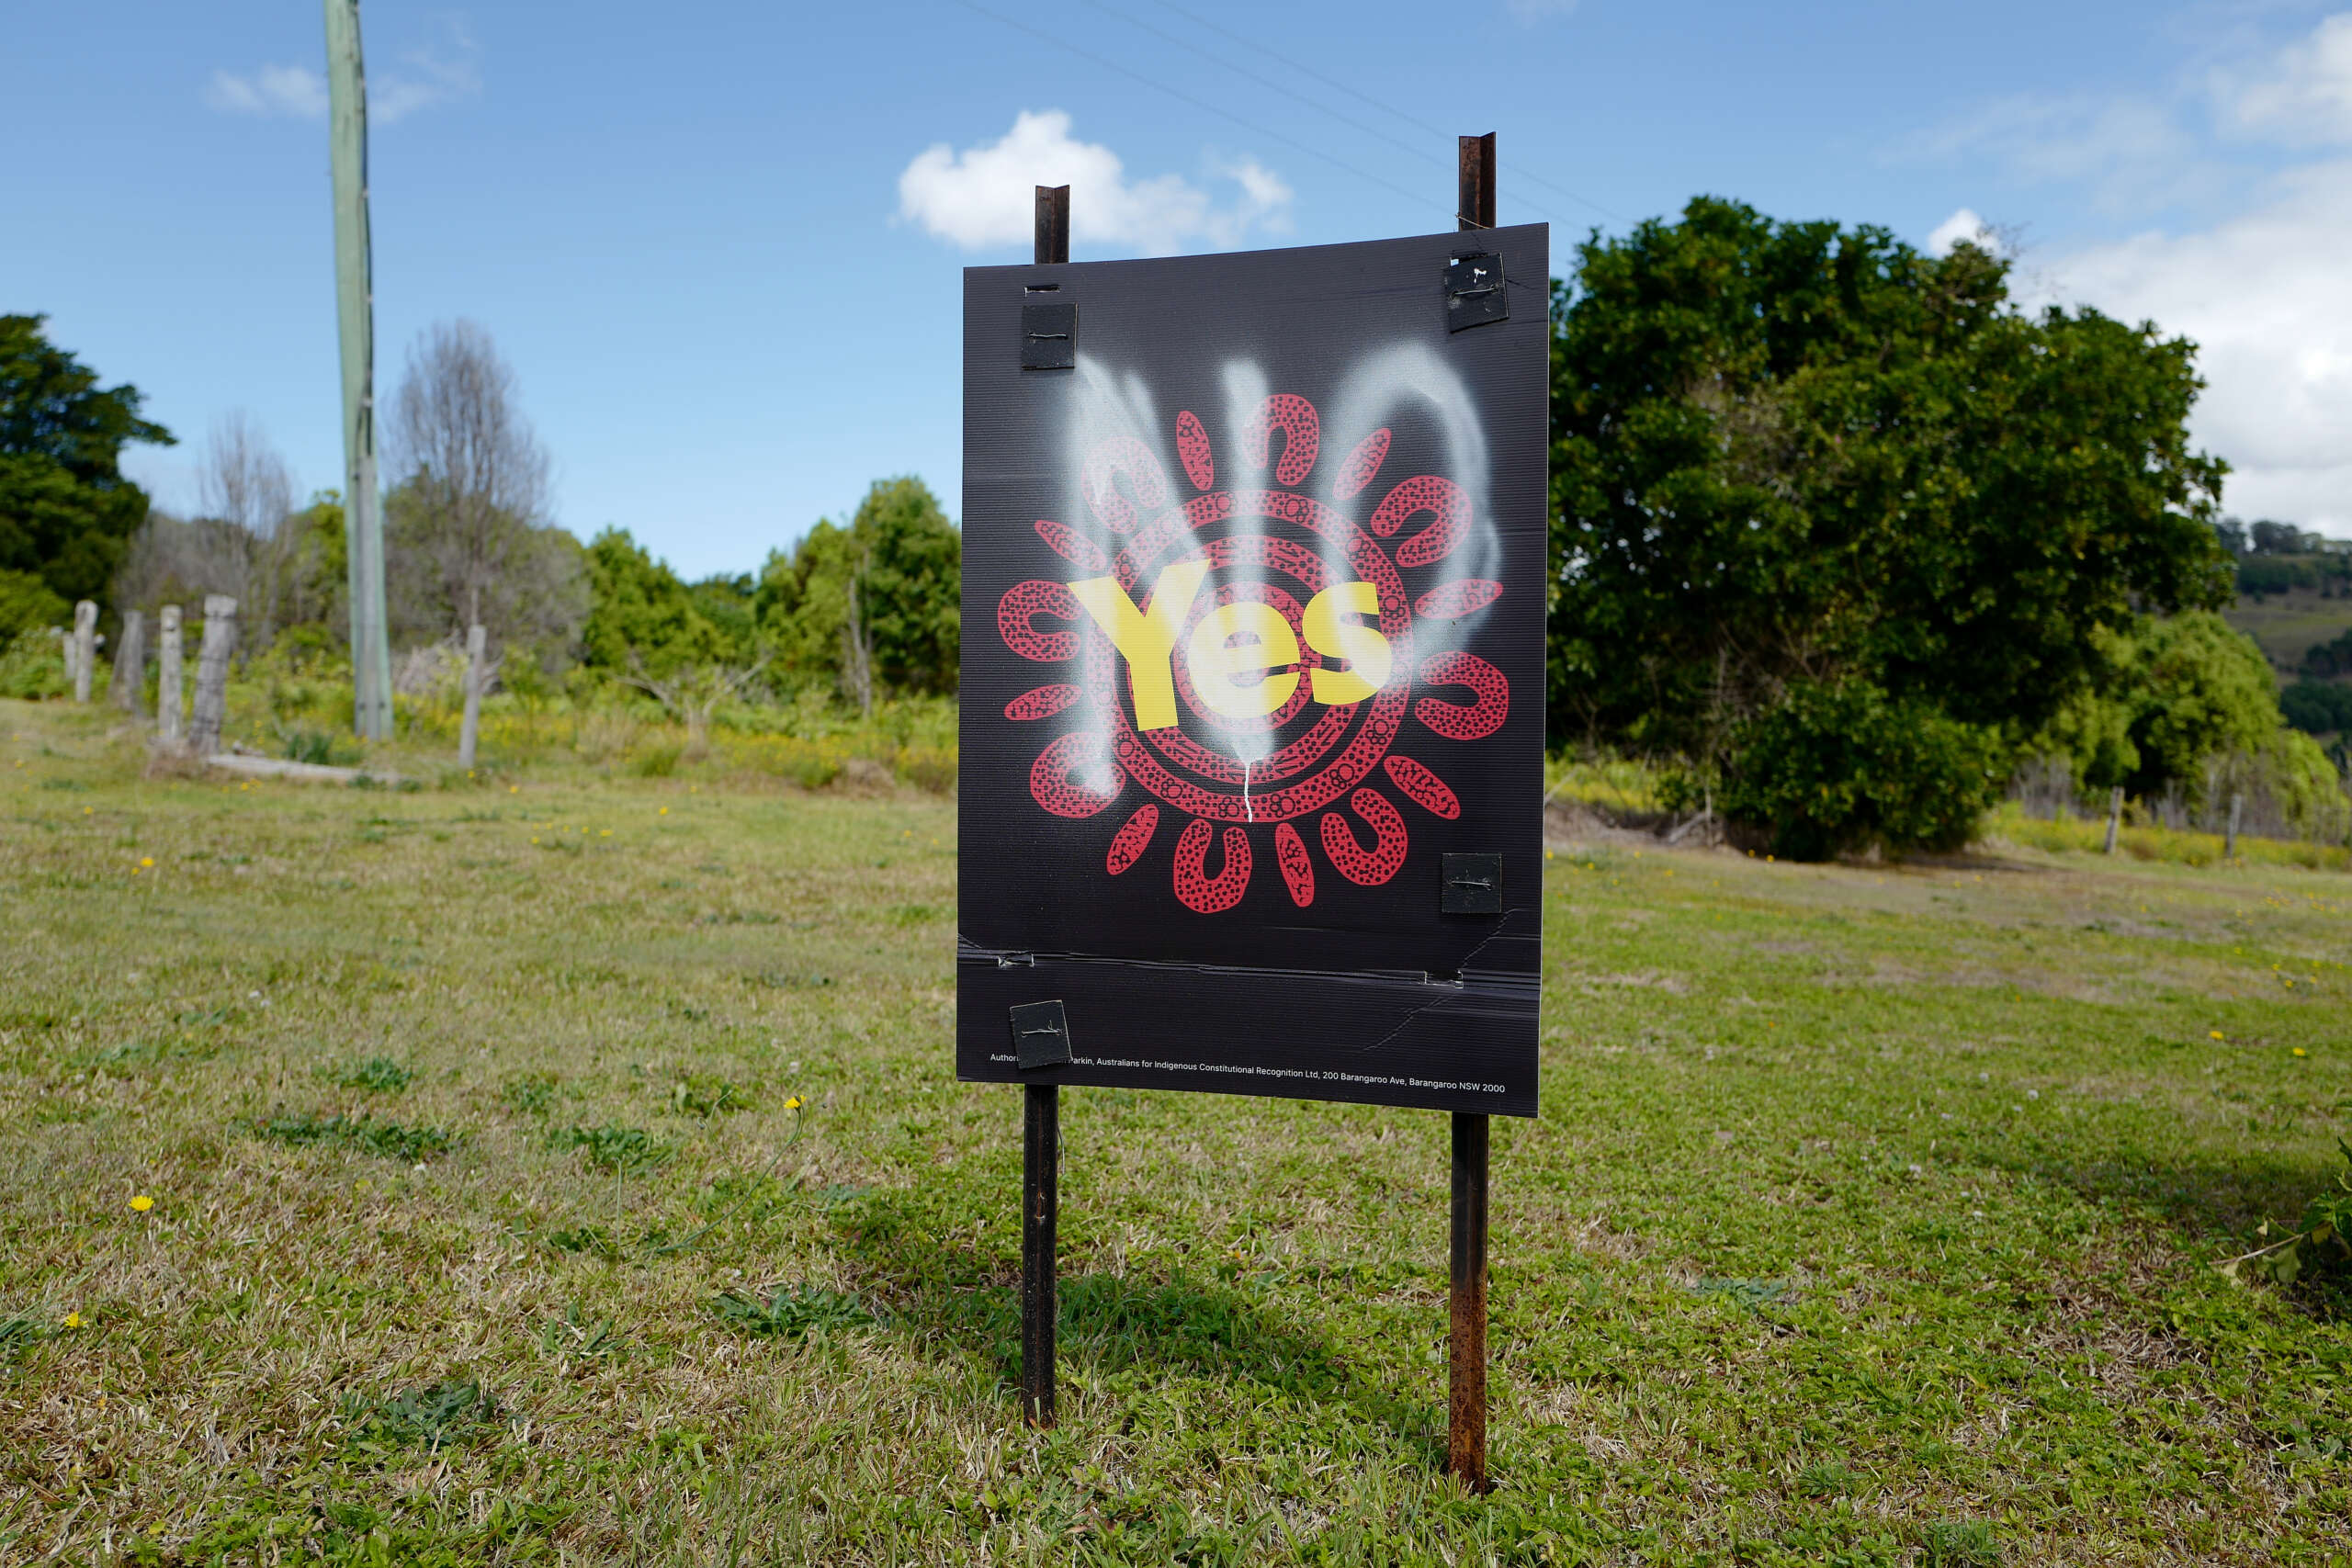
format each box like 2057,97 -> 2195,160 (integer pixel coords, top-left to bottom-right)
2226,585 -> 2352,673
2,699 -> 2349,1564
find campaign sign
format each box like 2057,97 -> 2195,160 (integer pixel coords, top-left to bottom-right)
958,226 -> 1547,1117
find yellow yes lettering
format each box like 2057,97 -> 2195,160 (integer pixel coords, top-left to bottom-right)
1301,580 -> 1390,705
1187,602 -> 1300,719
1069,561 -> 1211,731
1069,565 -> 1392,730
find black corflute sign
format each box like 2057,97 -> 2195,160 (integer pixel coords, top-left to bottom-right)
959,226 -> 1547,1118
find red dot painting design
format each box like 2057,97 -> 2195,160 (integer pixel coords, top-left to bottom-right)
1107,804 -> 1159,874
1005,683 -> 1080,722
1035,517 -> 1107,572
1005,392 -> 1509,913
1245,393 -> 1320,486
1415,651 -> 1509,741
1333,427 -> 1391,502
1173,818 -> 1252,913
1175,410 -> 1214,491
1382,754 -> 1461,818
1414,579 -> 1502,620
1319,788 -> 1408,886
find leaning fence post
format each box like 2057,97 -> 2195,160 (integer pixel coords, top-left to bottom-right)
110,610 -> 146,716
157,606 -> 184,744
458,623 -> 487,769
72,602 -> 97,704
188,595 -> 238,757
2225,792 -> 2243,860
2103,785 -> 2122,855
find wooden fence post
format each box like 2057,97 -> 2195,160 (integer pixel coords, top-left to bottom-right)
157,606 -> 184,745
458,623 -> 487,769
2103,785 -> 2122,856
72,602 -> 97,704
2225,792 -> 2243,860
111,610 -> 146,716
188,596 -> 238,757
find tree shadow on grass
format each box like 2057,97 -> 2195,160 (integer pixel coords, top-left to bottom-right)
1988,1142 -> 2340,1256
832,1190 -> 1442,1459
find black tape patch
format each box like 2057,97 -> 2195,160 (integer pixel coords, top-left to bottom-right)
1010,998 -> 1073,1069
1443,252 -> 1507,332
1441,852 -> 1503,915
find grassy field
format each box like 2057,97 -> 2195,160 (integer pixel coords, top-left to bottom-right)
2,699 -> 2347,1567
2224,586 -> 2352,674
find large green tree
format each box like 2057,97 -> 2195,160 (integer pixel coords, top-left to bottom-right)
755,477 -> 959,702
1549,198 -> 2233,855
0,315 -> 174,608
581,527 -> 729,674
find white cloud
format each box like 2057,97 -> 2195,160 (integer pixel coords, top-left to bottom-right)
205,64 -> 328,119
2038,159 -> 2352,533
1927,207 -> 1992,256
375,19 -> 482,125
2222,12 -> 2352,147
205,17 -> 480,127
898,110 -> 1292,255
1902,13 -> 2352,529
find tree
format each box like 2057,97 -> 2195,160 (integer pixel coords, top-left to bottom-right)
1549,198 -> 2232,856
0,568 -> 68,640
2037,612 -> 2303,809
582,527 -> 727,674
0,314 -> 174,609
754,477 -> 960,705
2119,613 -> 2286,802
2280,679 -> 2352,738
193,412 -> 294,642
384,321 -> 582,656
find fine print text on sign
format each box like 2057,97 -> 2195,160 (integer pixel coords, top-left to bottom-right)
959,226 -> 1548,1117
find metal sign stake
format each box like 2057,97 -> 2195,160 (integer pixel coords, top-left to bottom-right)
1446,130 -> 1498,1496
1020,182 -> 1072,1432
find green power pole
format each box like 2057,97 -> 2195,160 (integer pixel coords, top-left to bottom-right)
325,0 -> 392,739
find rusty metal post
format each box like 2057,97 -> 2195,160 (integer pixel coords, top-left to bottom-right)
1021,1073 -> 1058,1427
1458,132 -> 1496,231
1442,133 -> 1498,1495
1448,1109 -> 1490,1490
1019,181 -> 1071,1432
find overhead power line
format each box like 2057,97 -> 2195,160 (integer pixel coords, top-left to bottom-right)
1147,0 -> 1622,222
953,0 -> 1452,220
1070,0 -> 1568,225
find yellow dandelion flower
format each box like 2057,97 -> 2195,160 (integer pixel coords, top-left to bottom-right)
530,836 -> 539,844
130,1194 -> 153,1213
130,865 -> 142,875
2292,1047 -> 2308,1057
508,785 -> 519,794
659,807 -> 669,816
600,829 -> 612,838
140,857 -> 153,868
786,1096 -> 804,1111
62,1312 -> 82,1329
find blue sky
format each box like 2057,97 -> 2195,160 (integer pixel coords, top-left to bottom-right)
9,1 -> 2351,578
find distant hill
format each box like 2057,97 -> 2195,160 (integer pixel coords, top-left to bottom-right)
2225,581 -> 2352,674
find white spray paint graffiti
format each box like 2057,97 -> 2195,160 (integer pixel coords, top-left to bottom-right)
1052,343 -> 1498,783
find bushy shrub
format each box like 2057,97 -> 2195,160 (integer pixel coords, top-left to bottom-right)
0,630 -> 67,700
1721,680 -> 2005,861
2281,678 -> 2352,735
0,569 -> 69,640
896,744 -> 956,795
